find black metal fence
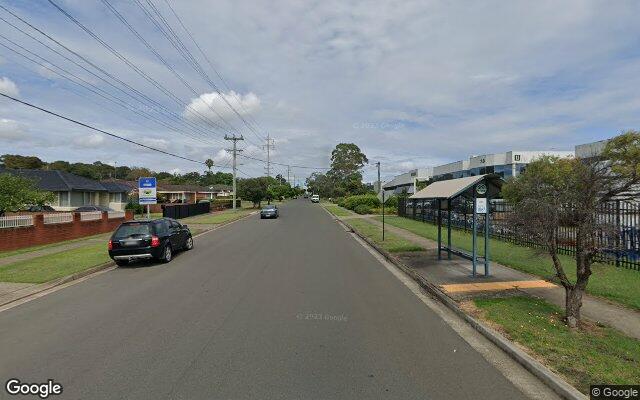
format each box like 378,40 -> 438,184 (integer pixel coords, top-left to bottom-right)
162,202 -> 210,219
398,197 -> 640,271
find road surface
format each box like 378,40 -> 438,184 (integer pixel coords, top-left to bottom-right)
0,200 -> 544,399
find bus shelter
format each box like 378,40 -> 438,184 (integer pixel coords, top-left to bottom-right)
409,174 -> 503,277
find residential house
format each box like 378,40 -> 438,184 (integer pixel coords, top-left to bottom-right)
0,168 -> 130,211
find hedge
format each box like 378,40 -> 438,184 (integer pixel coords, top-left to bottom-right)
343,194 -> 380,210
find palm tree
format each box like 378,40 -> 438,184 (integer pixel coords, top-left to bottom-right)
205,159 -> 214,172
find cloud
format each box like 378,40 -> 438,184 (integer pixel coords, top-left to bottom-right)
72,133 -> 106,148
184,91 -> 261,124
0,119 -> 27,142
0,77 -> 19,96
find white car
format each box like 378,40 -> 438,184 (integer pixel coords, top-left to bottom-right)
311,195 -> 320,203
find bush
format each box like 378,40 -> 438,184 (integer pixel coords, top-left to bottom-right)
343,194 -> 380,211
384,195 -> 398,208
125,200 -> 143,214
332,196 -> 345,206
353,204 -> 372,215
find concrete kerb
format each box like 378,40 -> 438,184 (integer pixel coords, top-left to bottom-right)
336,217 -> 586,400
0,210 -> 259,310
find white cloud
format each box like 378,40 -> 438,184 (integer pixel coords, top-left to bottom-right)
72,133 -> 105,148
0,77 -> 19,97
184,91 -> 261,123
139,137 -> 169,151
0,119 -> 27,142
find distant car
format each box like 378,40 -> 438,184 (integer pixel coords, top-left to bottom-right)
74,205 -> 114,212
22,205 -> 56,212
260,204 -> 279,219
303,194 -> 309,198
108,218 -> 193,266
311,195 -> 320,203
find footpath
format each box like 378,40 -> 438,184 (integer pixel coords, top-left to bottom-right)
345,214 -> 640,340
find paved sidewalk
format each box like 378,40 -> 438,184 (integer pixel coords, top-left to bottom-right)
346,215 -> 640,340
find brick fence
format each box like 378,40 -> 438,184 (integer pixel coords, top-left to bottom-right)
0,211 -> 134,252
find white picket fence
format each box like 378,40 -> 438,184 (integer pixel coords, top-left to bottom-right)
0,215 -> 34,229
80,211 -> 103,221
108,211 -> 126,219
43,213 -> 73,225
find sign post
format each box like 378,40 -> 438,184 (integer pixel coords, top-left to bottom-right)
138,177 -> 157,219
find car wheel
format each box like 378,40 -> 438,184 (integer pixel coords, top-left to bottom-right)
115,260 -> 128,267
260,215 -> 264,219
185,236 -> 194,250
161,245 -> 172,263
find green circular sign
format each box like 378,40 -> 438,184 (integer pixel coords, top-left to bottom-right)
476,183 -> 487,195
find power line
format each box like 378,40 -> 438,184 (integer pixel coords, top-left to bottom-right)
0,93 -> 205,165
239,153 -> 330,170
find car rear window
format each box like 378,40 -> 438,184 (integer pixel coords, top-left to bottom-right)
114,223 -> 151,238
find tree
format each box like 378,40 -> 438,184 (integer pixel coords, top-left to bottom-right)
0,173 -> 55,216
238,177 -> 269,207
126,167 -> 154,180
305,172 -> 334,198
503,131 -> 640,329
205,159 -> 214,172
0,154 -> 45,169
275,174 -> 286,185
327,143 -> 368,196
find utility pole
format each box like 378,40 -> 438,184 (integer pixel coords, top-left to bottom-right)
376,161 -> 385,241
225,134 -> 244,210
263,133 -> 275,178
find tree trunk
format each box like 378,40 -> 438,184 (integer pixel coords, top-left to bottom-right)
565,284 -> 584,329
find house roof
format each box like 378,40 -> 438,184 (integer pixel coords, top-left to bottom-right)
410,174 -> 495,200
0,168 -> 129,193
207,184 -> 232,191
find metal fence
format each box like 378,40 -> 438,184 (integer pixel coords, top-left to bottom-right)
43,213 -> 73,225
0,215 -> 34,229
398,198 -> 640,271
80,211 -> 103,221
162,202 -> 210,219
108,211 -> 126,219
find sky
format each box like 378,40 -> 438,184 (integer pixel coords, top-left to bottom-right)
1,0 -> 640,184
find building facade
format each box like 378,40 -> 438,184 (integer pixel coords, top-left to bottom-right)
382,168 -> 434,195
431,150 -> 574,181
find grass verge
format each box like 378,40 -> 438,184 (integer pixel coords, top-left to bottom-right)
0,233 -> 110,260
185,209 -> 255,224
378,216 -> 640,310
323,204 -> 353,217
0,243 -> 110,283
474,296 -> 640,394
347,218 -> 424,253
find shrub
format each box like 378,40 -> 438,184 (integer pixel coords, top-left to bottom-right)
125,200 -> 143,214
332,197 -> 345,206
343,194 -> 380,211
353,204 -> 372,215
384,195 -> 398,208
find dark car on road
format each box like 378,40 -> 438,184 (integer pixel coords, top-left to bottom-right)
108,218 -> 193,266
260,204 -> 279,219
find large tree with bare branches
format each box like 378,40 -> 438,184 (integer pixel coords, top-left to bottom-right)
502,131 -> 640,329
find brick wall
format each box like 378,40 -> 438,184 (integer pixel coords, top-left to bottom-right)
0,211 -> 134,252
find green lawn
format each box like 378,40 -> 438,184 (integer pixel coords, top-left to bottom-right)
0,243 -> 111,283
323,204 -> 353,217
378,216 -> 640,310
185,209 -> 255,224
0,233 -> 110,259
347,218 -> 424,253
475,296 -> 640,394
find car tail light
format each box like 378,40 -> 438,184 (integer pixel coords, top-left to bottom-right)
151,236 -> 160,247
108,239 -> 113,251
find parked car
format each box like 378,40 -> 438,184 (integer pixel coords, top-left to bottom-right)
260,204 -> 279,219
74,205 -> 114,212
108,218 -> 193,266
311,194 -> 320,203
21,205 -> 56,212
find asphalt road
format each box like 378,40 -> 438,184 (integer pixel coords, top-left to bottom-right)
0,200 -> 535,399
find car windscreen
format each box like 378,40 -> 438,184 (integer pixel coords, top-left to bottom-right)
114,223 -> 151,238
263,206 -> 276,210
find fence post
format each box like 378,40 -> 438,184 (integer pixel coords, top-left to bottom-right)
616,200 -> 621,268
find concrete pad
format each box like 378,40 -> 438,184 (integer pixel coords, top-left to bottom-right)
442,280 -> 557,293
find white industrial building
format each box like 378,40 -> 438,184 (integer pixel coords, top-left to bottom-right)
382,168 -> 433,195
